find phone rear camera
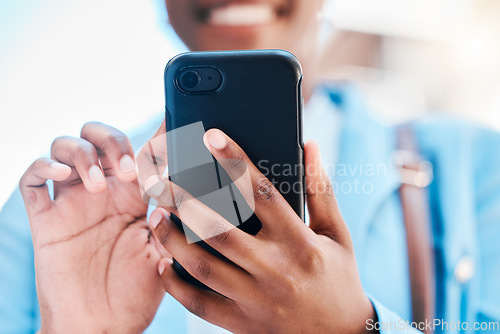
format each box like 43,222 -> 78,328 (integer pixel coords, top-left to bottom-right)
176,67 -> 223,94
180,71 -> 201,89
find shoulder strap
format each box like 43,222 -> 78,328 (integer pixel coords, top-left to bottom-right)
396,123 -> 436,333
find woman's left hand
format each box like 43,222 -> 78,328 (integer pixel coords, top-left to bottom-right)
147,128 -> 376,334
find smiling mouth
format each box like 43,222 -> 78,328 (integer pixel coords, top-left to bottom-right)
194,2 -> 288,27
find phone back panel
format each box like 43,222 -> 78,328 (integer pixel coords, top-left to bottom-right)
164,50 -> 304,236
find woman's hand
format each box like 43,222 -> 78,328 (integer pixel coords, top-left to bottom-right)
19,122 -> 165,334
147,129 -> 376,334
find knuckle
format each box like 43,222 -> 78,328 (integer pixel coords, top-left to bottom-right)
19,158 -> 47,189
80,122 -> 96,136
263,278 -> 296,320
278,273 -> 301,304
320,179 -> 335,198
52,135 -> 68,144
172,188 -> 187,210
297,241 -> 325,273
308,178 -> 335,199
190,256 -> 211,280
31,158 -> 46,171
227,153 -> 246,169
72,142 -> 94,161
144,145 -> 165,166
50,136 -> 70,152
107,132 -> 128,148
187,295 -> 206,317
206,220 -> 231,244
101,132 -> 128,155
270,301 -> 291,320
254,178 -> 278,203
324,181 -> 335,198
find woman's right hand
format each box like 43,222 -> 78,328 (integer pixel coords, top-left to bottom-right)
19,122 -> 166,334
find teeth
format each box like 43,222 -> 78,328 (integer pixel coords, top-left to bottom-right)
208,3 -> 276,26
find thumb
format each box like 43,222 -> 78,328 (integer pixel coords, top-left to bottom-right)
19,158 -> 71,219
305,141 -> 351,247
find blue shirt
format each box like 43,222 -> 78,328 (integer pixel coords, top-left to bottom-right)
1,84 -> 499,334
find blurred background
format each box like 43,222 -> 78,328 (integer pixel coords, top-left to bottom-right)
0,0 -> 499,207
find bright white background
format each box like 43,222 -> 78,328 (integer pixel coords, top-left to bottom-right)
0,0 -> 181,206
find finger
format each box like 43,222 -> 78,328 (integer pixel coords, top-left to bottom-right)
304,141 -> 351,247
159,258 -> 244,331
149,208 -> 255,300
51,136 -> 107,193
136,122 -> 168,203
19,158 -> 71,217
145,176 -> 259,270
202,128 -> 306,239
80,122 -> 137,182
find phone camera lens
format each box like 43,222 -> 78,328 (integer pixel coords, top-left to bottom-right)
176,67 -> 223,93
180,71 -> 201,89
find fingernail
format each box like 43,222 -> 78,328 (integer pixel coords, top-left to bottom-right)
206,130 -> 227,150
50,162 -> 68,171
145,175 -> 165,197
158,260 -> 166,276
88,165 -> 105,184
149,211 -> 163,229
119,155 -> 136,173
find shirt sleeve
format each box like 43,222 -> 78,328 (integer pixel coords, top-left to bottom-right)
368,295 -> 423,334
0,188 -> 40,333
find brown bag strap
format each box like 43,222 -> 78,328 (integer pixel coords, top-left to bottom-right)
396,124 -> 436,333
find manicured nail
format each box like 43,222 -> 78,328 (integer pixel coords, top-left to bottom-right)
158,260 -> 166,276
206,130 -> 227,150
88,165 -> 105,184
119,155 -> 136,173
149,211 -> 163,229
145,175 -> 165,197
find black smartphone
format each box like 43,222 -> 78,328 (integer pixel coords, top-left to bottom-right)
164,49 -> 304,289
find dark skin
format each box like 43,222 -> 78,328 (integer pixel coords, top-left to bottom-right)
165,0 -> 324,101
21,122 -> 376,333
21,0 -> 378,332
166,0 -> 321,52
19,123 -> 166,333
146,128 -> 376,333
